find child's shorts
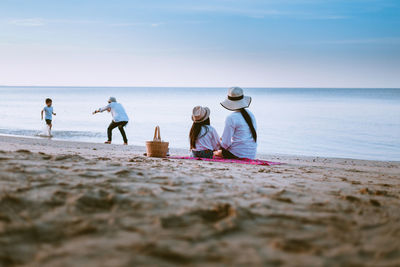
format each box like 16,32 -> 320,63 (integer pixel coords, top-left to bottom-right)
45,119 -> 52,125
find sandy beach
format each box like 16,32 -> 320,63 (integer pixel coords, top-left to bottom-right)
0,135 -> 399,266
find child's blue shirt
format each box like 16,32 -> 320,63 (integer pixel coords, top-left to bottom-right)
44,106 -> 53,120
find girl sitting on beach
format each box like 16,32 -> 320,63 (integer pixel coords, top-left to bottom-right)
214,87 -> 257,159
190,106 -> 221,159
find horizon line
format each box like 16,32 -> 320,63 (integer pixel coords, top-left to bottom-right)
0,85 -> 399,89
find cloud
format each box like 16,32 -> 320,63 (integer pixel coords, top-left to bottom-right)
320,38 -> 400,45
8,18 -> 45,27
184,5 -> 286,18
304,15 -> 349,20
151,23 -> 164,27
156,3 -> 349,20
109,22 -> 139,27
6,18 -> 164,28
110,22 -> 165,27
6,18 -> 101,27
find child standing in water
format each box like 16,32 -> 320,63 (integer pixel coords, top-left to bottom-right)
190,106 -> 220,159
41,98 -> 56,136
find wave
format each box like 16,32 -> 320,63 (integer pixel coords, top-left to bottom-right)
0,128 -> 105,140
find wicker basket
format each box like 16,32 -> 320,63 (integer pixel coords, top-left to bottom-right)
146,126 -> 169,158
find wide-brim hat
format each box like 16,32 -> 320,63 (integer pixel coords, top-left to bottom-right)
192,106 -> 210,123
221,87 -> 251,111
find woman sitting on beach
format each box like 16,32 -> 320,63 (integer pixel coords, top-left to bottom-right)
190,106 -> 221,159
214,87 -> 257,159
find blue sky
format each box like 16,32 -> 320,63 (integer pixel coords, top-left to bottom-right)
0,0 -> 399,87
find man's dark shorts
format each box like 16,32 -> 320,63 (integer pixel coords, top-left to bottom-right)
45,119 -> 52,125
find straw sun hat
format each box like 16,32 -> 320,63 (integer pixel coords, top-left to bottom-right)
220,87 -> 252,111
192,106 -> 210,123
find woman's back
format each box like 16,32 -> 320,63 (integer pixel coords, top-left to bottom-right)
221,110 -> 257,159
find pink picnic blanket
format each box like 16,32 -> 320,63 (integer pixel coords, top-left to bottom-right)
168,156 -> 282,166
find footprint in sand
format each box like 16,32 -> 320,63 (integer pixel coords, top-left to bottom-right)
16,149 -> 32,153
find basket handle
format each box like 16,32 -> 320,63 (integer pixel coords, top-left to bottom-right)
153,126 -> 161,141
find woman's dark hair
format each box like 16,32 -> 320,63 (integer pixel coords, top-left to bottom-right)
189,118 -> 210,149
240,108 -> 257,142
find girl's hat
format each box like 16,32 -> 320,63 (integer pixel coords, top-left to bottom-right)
221,87 -> 252,111
192,106 -> 210,123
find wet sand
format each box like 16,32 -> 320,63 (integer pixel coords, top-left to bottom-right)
0,135 -> 399,266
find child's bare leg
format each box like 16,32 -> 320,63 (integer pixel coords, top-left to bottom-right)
214,150 -> 222,157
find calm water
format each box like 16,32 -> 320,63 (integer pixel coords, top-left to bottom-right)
0,86 -> 399,161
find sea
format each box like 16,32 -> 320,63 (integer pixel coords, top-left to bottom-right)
0,86 -> 399,161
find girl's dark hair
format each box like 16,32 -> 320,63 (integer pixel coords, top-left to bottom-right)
240,108 -> 257,142
189,118 -> 210,149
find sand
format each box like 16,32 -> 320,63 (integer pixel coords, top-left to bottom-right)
0,135 -> 399,266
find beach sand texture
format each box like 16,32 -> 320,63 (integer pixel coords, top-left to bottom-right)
0,136 -> 399,266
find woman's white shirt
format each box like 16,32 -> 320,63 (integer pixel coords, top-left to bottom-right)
192,125 -> 221,151
221,110 -> 257,159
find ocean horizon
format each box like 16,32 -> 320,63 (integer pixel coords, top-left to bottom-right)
1,86 -> 399,161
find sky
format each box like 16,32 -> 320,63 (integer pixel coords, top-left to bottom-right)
0,0 -> 399,88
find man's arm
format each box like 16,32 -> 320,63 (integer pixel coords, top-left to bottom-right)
93,104 -> 111,114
